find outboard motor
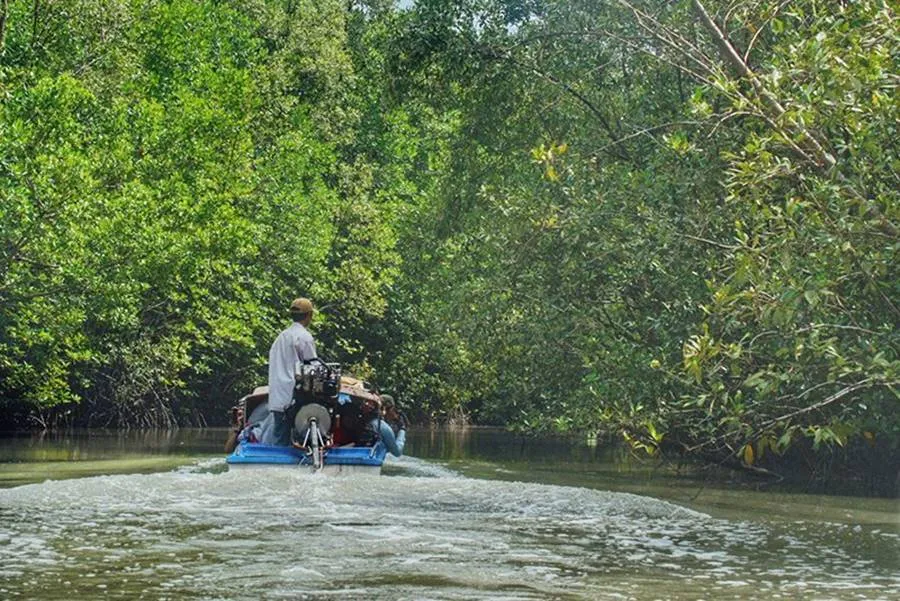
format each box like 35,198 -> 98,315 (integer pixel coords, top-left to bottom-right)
294,403 -> 331,469
292,359 -> 341,469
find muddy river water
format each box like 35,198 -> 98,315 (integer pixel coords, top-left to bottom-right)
0,428 -> 897,600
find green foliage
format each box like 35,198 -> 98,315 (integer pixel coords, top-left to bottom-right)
0,0 -> 414,427
660,0 -> 900,458
373,0 -> 899,465
0,0 -> 896,473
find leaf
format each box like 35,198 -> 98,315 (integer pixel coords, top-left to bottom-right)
777,429 -> 794,452
646,421 -> 663,443
741,444 -> 755,465
756,438 -> 767,461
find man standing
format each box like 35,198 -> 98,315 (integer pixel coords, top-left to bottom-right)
263,297 -> 317,446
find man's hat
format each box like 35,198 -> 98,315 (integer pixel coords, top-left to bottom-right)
289,297 -> 314,314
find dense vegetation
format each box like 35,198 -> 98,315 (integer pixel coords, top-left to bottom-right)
1,1 -> 897,473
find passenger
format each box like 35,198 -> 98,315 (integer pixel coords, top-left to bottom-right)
224,401 -> 273,453
261,297 -> 318,446
373,394 -> 407,457
224,406 -> 244,453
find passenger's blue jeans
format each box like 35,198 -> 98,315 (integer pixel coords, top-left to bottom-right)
374,419 -> 406,457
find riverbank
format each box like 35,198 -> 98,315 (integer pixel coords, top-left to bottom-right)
2,427 -> 897,501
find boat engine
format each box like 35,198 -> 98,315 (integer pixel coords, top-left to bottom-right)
294,360 -> 341,400
292,360 -> 341,468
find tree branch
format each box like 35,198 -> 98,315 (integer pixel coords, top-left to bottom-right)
676,232 -> 739,250
593,120 -> 702,155
763,378 -> 892,428
690,0 -> 840,171
691,0 -> 752,78
743,0 -> 793,64
480,44 -> 632,162
0,0 -> 8,53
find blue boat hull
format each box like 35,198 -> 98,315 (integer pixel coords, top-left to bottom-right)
226,441 -> 388,473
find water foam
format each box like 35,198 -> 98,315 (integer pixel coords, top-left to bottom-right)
0,463 -> 896,600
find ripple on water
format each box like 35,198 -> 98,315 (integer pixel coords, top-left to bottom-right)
0,461 -> 897,600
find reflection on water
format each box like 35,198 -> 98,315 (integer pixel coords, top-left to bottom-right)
0,428 -> 897,600
0,429 -> 223,463
0,429 -> 225,487
413,428 -> 900,526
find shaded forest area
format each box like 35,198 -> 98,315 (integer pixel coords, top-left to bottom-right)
1,1 -> 897,478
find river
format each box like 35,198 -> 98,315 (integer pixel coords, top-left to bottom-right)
0,428 -> 897,600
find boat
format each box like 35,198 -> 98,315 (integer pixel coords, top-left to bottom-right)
225,360 -> 402,474
226,441 -> 388,474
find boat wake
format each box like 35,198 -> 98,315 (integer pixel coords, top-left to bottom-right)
382,454 -> 462,479
0,460 -> 896,600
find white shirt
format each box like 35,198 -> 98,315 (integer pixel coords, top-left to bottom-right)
267,322 -> 317,412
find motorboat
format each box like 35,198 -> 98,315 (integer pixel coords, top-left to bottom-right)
227,441 -> 388,474
225,361 -> 403,474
